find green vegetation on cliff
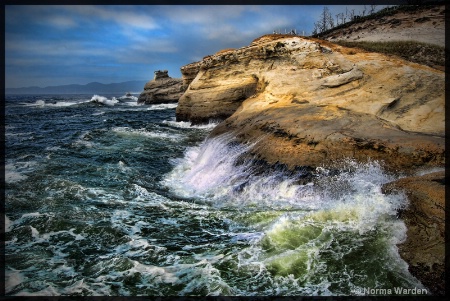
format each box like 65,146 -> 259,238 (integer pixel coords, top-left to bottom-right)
334,40 -> 445,69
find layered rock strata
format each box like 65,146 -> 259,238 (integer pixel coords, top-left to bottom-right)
177,35 -> 444,173
382,171 -> 445,295
176,34 -> 445,293
138,70 -> 184,104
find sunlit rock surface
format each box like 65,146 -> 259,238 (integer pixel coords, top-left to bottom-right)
138,70 -> 184,104
177,35 -> 444,172
176,33 -> 445,294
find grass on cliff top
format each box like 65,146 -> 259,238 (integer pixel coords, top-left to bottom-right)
335,40 -> 445,70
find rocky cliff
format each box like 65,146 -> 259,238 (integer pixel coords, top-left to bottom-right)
138,70 -> 184,104
177,35 -> 444,173
382,170 -> 445,295
175,32 -> 445,293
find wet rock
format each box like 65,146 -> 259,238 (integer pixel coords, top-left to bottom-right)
382,171 -> 445,295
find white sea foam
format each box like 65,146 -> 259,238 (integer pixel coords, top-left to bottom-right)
162,119 -> 219,130
162,133 -> 415,294
90,94 -> 119,106
72,131 -> 96,148
25,99 -> 81,107
147,103 -> 178,110
162,134 -> 322,209
5,215 -> 12,232
92,111 -> 105,116
111,126 -> 181,140
5,269 -> 27,294
5,161 -> 38,184
117,94 -> 139,106
5,163 -> 29,183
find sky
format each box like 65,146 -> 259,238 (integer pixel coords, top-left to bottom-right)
5,5 -> 389,89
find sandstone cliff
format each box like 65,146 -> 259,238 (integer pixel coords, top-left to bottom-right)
177,35 -> 444,173
382,171 -> 445,295
138,70 -> 184,104
176,33 -> 445,293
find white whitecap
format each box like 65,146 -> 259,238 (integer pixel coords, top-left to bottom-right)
147,103 -> 178,110
4,161 -> 38,184
90,94 -> 119,106
162,119 -> 219,130
111,126 -> 181,140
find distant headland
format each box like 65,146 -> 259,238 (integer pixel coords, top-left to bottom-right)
5,80 -> 147,95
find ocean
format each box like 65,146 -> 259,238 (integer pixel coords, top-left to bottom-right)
4,94 -> 427,296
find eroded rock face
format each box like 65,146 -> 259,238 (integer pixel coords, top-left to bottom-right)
175,34 -> 445,294
177,35 -> 444,172
138,70 -> 184,105
382,171 -> 445,295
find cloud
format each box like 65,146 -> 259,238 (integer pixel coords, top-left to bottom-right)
160,6 -> 247,25
64,6 -> 159,30
46,16 -> 77,29
6,38 -> 111,59
8,5 -> 379,88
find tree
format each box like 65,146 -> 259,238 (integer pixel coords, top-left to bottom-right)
313,6 -> 334,34
369,5 -> 377,14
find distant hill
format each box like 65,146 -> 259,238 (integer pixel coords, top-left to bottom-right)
5,80 -> 146,94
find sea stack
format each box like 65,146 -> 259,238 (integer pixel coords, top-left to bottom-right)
137,70 -> 184,104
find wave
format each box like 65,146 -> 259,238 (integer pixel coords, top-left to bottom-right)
161,133 -> 422,294
118,94 -> 139,101
147,103 -> 178,110
5,161 -> 39,184
24,99 -> 82,107
111,126 -> 182,141
162,119 -> 219,130
90,94 -> 119,106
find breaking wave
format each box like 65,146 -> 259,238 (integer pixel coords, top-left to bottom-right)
90,95 -> 119,106
161,133 -> 423,295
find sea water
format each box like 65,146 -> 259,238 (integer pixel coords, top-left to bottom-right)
4,94 -> 428,296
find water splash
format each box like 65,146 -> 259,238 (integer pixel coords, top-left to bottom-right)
162,133 -> 422,295
90,95 -> 119,106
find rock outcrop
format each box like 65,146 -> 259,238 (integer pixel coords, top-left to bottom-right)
176,35 -> 444,173
138,70 -> 184,104
175,33 -> 445,293
382,171 -> 445,295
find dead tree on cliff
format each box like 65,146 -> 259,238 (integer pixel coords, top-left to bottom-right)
312,6 -> 334,35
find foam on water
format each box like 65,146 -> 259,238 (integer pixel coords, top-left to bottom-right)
111,126 -> 182,141
147,103 -> 178,110
162,119 -> 220,130
162,134 -> 321,209
5,161 -> 39,184
91,94 -> 119,106
162,133 -> 422,295
5,93 -> 427,296
118,94 -> 139,102
27,100 -> 74,107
